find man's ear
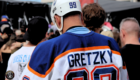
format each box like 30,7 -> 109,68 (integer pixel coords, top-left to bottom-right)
54,15 -> 61,29
121,29 -> 126,38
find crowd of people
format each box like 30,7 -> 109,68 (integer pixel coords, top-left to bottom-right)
0,0 -> 139,80
0,16 -> 60,80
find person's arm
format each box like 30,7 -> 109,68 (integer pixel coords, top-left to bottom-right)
10,42 -> 23,50
0,44 -> 6,63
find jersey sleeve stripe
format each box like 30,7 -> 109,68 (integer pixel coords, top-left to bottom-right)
123,66 -> 127,69
27,62 -> 53,78
111,50 -> 121,55
27,46 -> 120,78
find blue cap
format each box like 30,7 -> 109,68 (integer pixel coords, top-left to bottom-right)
1,15 -> 8,19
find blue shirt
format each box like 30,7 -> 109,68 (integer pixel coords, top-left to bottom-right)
67,27 -> 90,34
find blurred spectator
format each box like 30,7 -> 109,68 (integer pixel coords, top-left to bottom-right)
101,22 -> 114,38
1,34 -> 16,53
14,29 -> 25,45
0,34 -> 16,80
0,15 -> 10,28
15,30 -> 22,37
82,3 -> 106,33
47,29 -> 61,40
10,42 -> 24,54
10,35 -> 26,53
102,22 -> 113,32
103,22 -> 114,31
102,25 -> 111,32
0,26 -> 13,80
16,35 -> 26,43
48,29 -> 54,39
10,25 -> 27,51
6,16 -> 48,80
49,29 -> 54,36
120,17 -> 140,80
101,30 -> 114,38
0,15 -> 13,31
112,27 -> 120,42
10,34 -> 26,54
20,25 -> 27,35
0,15 -> 13,65
49,22 -> 57,34
112,27 -> 121,48
48,30 -> 60,40
0,26 -> 13,62
55,30 -> 60,37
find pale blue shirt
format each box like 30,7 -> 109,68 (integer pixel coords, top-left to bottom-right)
67,27 -> 90,34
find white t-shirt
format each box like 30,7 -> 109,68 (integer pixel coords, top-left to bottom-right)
6,46 -> 36,80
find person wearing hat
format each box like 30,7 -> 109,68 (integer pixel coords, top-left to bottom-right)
0,25 -> 13,48
6,16 -> 48,80
0,15 -> 11,29
19,0 -> 125,80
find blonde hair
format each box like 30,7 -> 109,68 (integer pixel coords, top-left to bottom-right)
15,30 -> 21,36
101,31 -> 114,38
120,17 -> 139,28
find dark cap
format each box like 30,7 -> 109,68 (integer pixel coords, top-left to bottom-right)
24,16 -> 48,44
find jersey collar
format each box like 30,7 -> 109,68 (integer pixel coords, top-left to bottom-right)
66,26 -> 90,34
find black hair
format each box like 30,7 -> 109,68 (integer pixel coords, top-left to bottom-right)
27,16 -> 48,45
20,25 -> 27,33
2,27 -> 13,34
16,35 -> 26,42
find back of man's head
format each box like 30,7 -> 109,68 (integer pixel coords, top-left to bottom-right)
82,3 -> 106,31
24,16 -> 48,45
120,17 -> 140,37
120,17 -> 140,46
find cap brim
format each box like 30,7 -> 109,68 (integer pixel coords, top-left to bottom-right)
23,32 -> 29,40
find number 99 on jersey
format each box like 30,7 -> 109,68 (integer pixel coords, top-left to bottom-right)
64,64 -> 119,80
